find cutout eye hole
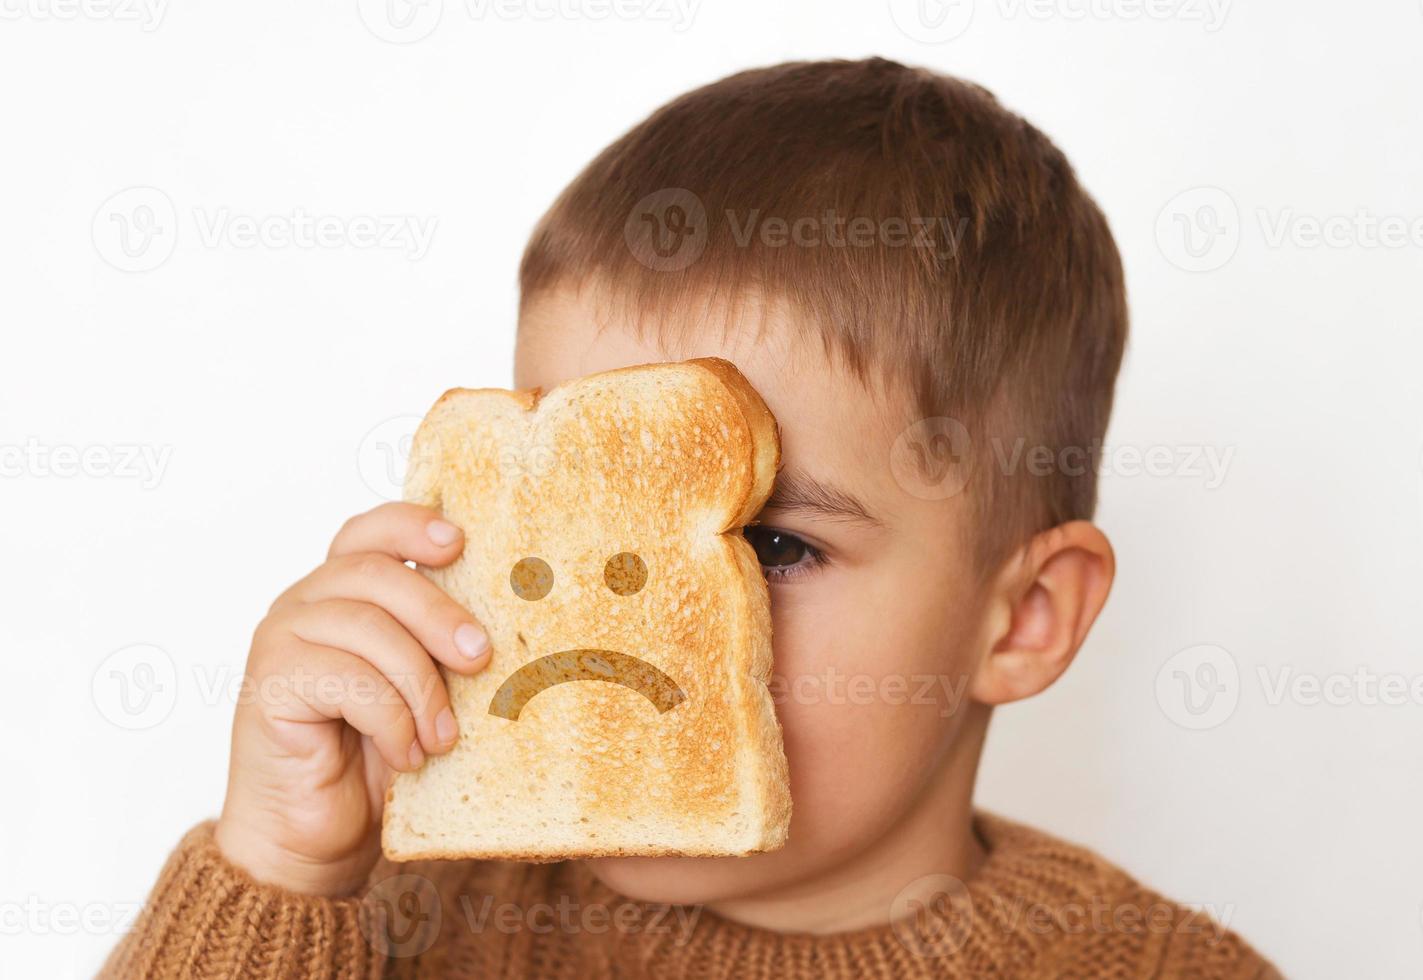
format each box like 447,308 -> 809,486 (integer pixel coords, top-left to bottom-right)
604,552 -> 647,596
510,557 -> 554,601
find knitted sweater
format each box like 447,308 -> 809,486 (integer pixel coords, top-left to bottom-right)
100,811 -> 1278,979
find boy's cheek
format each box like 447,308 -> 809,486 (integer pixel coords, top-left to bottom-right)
771,688 -> 956,857
767,571 -> 976,724
768,598 -> 965,763
764,575 -> 981,833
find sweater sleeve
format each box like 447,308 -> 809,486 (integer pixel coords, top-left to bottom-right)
99,822 -> 387,980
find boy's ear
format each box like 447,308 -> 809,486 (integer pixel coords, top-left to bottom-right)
970,521 -> 1115,706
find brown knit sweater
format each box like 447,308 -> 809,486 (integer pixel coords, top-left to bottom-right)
100,811 -> 1278,979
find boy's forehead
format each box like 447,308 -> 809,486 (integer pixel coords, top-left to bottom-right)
515,285 -> 910,506
515,284 -> 779,388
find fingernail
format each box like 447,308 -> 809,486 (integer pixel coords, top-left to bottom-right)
435,708 -> 458,744
427,519 -> 462,547
408,741 -> 425,769
454,623 -> 489,662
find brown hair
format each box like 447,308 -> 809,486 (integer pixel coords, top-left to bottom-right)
519,57 -> 1128,572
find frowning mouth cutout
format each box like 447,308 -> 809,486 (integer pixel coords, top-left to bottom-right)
488,649 -> 687,721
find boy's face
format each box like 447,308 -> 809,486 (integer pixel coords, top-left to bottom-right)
515,285 -> 994,908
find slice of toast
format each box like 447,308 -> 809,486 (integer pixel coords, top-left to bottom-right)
381,357 -> 791,862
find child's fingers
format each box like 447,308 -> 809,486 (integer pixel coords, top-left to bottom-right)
362,733 -> 394,816
280,599 -> 458,755
327,501 -> 465,568
290,552 -> 491,674
266,641 -> 425,774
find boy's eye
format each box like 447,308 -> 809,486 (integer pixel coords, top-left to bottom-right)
743,526 -> 811,568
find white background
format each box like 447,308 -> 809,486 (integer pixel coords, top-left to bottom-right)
2,1 -> 1420,976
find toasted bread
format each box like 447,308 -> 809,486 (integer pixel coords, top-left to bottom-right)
381,358 -> 791,861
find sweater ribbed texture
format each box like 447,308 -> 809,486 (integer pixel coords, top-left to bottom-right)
100,811 -> 1279,979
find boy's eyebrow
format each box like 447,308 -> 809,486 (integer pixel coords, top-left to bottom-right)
759,467 -> 882,527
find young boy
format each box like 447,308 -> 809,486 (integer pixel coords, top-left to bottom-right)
104,58 -> 1277,978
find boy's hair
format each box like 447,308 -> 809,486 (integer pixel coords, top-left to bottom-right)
519,57 -> 1127,573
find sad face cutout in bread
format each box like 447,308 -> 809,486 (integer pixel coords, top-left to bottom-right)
382,358 -> 792,861
488,552 -> 685,721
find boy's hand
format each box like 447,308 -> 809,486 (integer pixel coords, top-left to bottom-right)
213,502 -> 491,896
